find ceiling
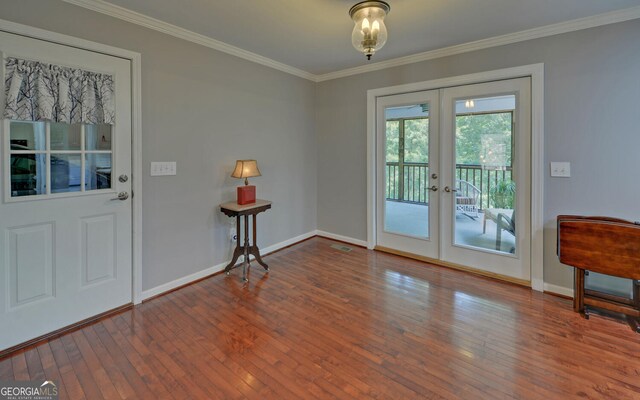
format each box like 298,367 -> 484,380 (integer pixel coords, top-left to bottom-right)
92,0 -> 640,75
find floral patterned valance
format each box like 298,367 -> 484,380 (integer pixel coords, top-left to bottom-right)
4,57 -> 115,125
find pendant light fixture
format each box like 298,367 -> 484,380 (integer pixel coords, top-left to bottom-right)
349,1 -> 391,60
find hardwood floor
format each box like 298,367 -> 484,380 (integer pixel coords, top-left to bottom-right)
2,237 -> 639,399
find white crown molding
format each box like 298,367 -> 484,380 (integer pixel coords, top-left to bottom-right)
61,0 -> 316,81
61,0 -> 640,83
315,5 -> 640,82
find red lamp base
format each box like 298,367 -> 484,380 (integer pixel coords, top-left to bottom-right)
237,185 -> 256,205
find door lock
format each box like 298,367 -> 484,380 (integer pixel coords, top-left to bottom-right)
119,174 -> 129,183
431,173 -> 438,179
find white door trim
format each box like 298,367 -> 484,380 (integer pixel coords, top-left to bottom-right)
0,18 -> 144,304
366,64 -> 544,291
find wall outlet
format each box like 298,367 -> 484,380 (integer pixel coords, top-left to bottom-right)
150,162 -> 177,176
550,162 -> 571,177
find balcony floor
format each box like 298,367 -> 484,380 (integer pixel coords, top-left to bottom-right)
384,200 -> 516,253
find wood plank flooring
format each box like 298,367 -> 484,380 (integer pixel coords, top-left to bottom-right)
1,237 -> 639,399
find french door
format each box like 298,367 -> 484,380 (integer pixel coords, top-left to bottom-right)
376,90 -> 440,258
376,77 -> 531,282
0,31 -> 133,350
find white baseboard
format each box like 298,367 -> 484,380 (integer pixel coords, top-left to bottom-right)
531,278 -> 544,292
142,229 -> 569,302
141,230 -> 316,301
140,261 -> 228,301
317,231 -> 575,300
315,230 -> 368,247
259,231 -> 316,255
543,283 -> 574,298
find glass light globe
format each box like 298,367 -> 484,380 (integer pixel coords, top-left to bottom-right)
349,1 -> 390,60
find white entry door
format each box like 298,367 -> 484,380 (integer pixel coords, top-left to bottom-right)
0,31 -> 132,351
375,78 -> 531,283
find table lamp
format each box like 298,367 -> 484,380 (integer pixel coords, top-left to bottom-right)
231,159 -> 261,205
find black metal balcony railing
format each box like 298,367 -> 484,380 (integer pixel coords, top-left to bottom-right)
386,162 -> 513,210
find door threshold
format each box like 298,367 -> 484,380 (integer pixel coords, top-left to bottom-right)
0,303 -> 133,360
375,245 -> 531,287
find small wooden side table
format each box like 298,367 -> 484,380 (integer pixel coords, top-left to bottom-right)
220,199 -> 272,282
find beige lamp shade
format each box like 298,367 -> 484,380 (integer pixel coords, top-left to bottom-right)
231,160 -> 261,185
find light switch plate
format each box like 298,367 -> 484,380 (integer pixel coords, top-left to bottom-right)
150,162 -> 177,176
550,162 -> 570,177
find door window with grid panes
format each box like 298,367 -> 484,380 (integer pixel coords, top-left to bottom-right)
7,120 -> 113,199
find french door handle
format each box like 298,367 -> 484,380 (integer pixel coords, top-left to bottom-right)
444,186 -> 457,193
111,191 -> 129,201
429,185 -> 438,192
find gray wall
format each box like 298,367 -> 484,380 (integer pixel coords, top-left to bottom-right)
0,0 -> 317,291
316,19 -> 640,290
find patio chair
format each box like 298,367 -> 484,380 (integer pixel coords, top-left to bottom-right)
455,179 -> 481,220
496,211 -> 516,253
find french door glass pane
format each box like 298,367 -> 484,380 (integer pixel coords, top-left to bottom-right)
453,95 -> 516,253
51,154 -> 82,193
384,104 -> 429,238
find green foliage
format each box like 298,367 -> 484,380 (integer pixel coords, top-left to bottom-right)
385,118 -> 429,163
385,120 -> 399,162
456,112 -> 512,166
489,180 -> 516,209
387,113 -> 512,167
403,119 -> 428,163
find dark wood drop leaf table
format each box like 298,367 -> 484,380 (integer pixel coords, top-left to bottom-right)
557,215 -> 640,332
220,199 -> 272,282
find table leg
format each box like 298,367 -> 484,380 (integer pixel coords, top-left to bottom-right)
574,268 -> 585,316
632,280 -> 640,333
251,213 -> 269,271
224,215 -> 243,274
242,214 -> 250,282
